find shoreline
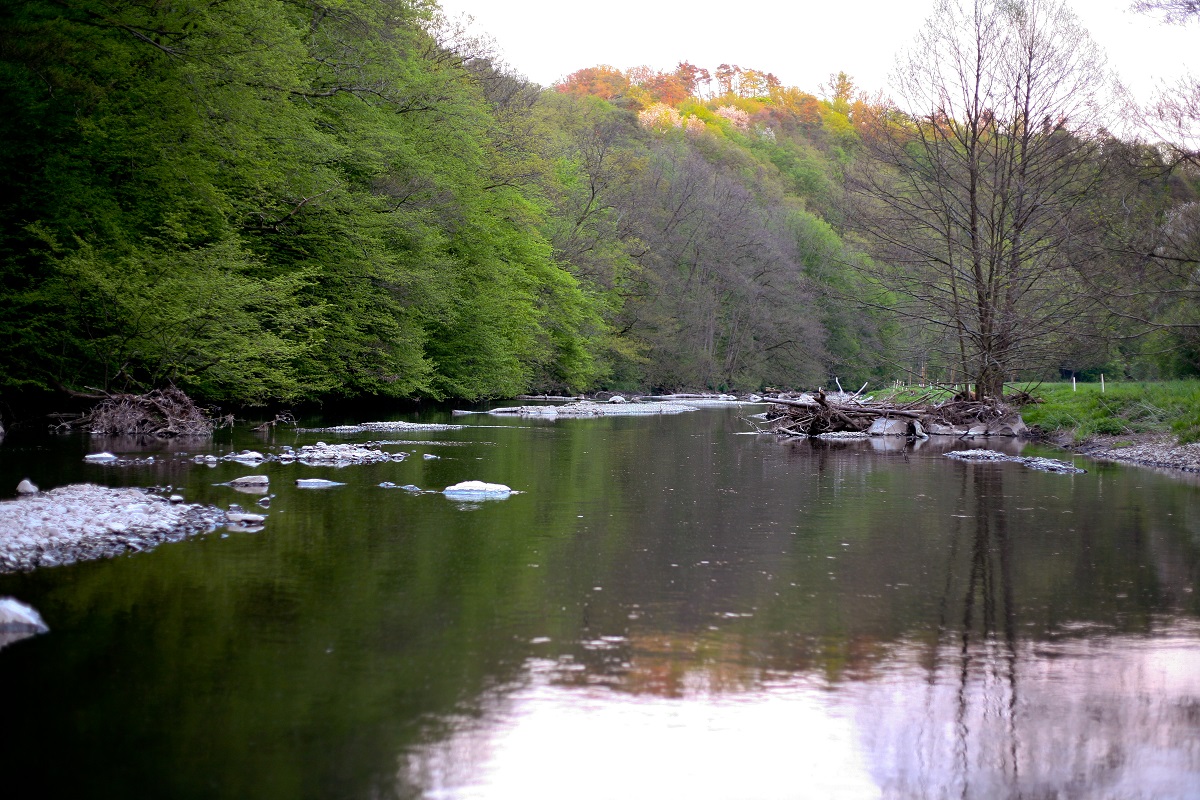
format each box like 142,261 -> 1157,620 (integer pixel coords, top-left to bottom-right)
1055,432 -> 1200,474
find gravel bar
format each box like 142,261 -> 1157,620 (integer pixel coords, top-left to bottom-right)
0,484 -> 226,573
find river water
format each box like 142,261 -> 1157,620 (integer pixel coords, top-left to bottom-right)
1,406 -> 1198,799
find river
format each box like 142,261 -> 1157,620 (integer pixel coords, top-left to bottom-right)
1,405 -> 1197,799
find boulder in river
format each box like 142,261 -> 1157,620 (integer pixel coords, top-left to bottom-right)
229,475 -> 269,486
0,597 -> 49,651
226,475 -> 270,494
443,481 -> 513,500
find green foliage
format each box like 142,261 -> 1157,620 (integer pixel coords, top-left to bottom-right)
1023,381 -> 1200,443
0,0 -> 608,405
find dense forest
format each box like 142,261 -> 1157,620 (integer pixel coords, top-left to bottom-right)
0,0 -> 1196,412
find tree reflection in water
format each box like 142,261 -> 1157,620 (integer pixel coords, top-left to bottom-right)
405,456 -> 1200,800
861,463 -> 1200,799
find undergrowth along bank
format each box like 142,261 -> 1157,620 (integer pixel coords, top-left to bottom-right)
1020,381 -> 1200,444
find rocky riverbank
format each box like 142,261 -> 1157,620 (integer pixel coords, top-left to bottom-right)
0,484 -> 226,573
1070,433 -> 1200,473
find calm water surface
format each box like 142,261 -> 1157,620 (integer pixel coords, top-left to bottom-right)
1,407 -> 1198,799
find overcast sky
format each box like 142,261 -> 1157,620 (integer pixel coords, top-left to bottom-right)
436,0 -> 1196,108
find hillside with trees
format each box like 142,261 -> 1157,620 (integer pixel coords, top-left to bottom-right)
0,0 -> 1196,414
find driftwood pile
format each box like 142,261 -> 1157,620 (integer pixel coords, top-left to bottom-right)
57,387 -> 228,437
761,390 -> 1020,438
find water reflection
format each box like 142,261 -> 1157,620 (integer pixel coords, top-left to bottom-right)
406,439 -> 1200,799
1,411 -> 1197,799
407,621 -> 1200,800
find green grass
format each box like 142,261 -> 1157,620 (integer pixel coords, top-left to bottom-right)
1019,381 -> 1200,444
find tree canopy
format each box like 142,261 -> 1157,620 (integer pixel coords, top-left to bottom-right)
0,0 -> 1195,414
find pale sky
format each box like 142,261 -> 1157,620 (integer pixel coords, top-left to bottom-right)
437,0 -> 1197,108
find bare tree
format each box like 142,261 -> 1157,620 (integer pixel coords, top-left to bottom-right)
1102,0 -> 1200,365
846,0 -> 1119,397
1132,0 -> 1200,25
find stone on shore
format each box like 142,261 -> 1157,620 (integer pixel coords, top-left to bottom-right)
16,479 -> 37,495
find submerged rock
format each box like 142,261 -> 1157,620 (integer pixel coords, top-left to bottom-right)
295,478 -> 346,488
228,475 -> 269,487
379,482 -> 424,492
945,449 -> 1085,474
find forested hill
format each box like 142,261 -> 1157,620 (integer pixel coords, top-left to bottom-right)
0,0 -> 890,409
1,0 -> 1195,411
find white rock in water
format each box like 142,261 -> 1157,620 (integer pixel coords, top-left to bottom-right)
295,478 -> 346,488
228,451 -> 264,461
169,494 -> 185,504
16,479 -> 37,494
229,475 -> 269,486
226,511 -> 266,524
443,480 -> 513,499
608,395 -> 627,403
85,452 -> 118,462
0,597 -> 49,635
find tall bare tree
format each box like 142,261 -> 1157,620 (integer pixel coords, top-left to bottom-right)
846,0 -> 1118,397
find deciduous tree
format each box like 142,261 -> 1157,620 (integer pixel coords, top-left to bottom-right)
847,0 -> 1118,397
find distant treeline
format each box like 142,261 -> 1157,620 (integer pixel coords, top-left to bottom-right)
0,0 -> 1195,410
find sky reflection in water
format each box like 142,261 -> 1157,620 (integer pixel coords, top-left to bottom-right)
1,408 -> 1198,799
412,623 -> 1200,800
